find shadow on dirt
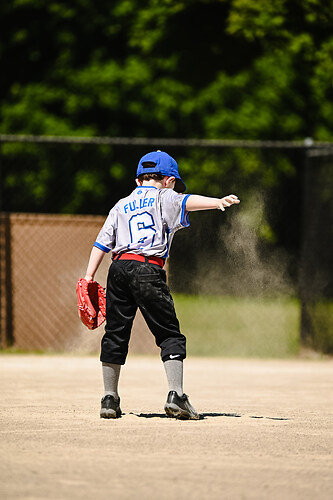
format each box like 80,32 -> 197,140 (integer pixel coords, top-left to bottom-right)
129,412 -> 242,419
129,412 -> 290,420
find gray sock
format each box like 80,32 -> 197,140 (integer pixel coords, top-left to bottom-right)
163,359 -> 183,396
102,362 -> 121,399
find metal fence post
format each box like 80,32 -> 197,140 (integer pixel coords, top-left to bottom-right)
0,213 -> 14,348
299,148 -> 311,346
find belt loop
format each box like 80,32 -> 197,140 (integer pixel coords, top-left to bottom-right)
144,255 -> 149,263
113,252 -> 124,262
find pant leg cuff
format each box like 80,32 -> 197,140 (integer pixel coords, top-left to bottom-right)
100,355 -> 126,365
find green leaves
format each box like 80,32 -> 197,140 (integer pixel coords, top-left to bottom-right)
1,0 -> 332,141
227,0 -> 287,41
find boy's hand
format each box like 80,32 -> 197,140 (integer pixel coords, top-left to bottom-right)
217,195 -> 240,211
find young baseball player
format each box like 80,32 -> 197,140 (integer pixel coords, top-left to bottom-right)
83,150 -> 240,419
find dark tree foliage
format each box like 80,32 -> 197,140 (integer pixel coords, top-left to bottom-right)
1,0 -> 332,140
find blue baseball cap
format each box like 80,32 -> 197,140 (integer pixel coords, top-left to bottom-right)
137,150 -> 186,193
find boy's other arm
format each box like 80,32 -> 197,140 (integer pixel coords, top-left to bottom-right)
185,194 -> 240,212
83,246 -> 107,281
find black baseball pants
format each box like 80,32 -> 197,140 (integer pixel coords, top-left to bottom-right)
100,260 -> 186,365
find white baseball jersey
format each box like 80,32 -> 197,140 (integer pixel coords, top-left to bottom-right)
94,186 -> 191,258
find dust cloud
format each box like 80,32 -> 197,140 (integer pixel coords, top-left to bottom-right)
194,193 -> 295,297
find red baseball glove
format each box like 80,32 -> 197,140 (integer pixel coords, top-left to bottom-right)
76,278 -> 106,330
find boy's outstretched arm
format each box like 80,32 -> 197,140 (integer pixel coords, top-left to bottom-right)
83,246 -> 106,281
185,194 -> 240,212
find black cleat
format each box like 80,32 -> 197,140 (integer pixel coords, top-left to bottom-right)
164,391 -> 200,420
100,395 -> 121,419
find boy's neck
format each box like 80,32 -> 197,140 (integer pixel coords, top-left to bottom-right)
140,179 -> 165,189
137,176 -> 176,190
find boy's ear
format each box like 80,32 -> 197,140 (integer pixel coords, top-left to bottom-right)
165,176 -> 176,187
135,178 -> 142,186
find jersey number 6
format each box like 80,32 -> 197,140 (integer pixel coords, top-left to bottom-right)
129,212 -> 156,248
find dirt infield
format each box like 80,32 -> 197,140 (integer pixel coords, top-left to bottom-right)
0,355 -> 332,500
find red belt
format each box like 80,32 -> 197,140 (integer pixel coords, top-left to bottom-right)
113,253 -> 165,268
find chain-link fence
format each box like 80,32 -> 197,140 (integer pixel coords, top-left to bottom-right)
0,212 -> 157,354
0,135 -> 332,354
